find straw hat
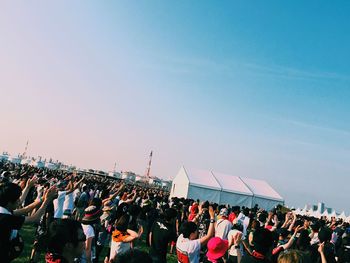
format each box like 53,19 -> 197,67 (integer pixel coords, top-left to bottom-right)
81,205 -> 102,223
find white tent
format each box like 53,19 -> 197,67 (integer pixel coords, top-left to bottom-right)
321,210 -> 329,218
170,166 -> 284,210
311,210 -> 322,219
339,211 -> 347,221
294,208 -> 301,215
239,177 -> 284,210
213,171 -> 253,207
329,210 -> 337,219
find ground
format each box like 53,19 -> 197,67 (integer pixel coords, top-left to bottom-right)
14,225 -> 178,263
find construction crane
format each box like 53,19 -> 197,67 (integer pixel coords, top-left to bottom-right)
22,140 -> 29,158
145,151 -> 153,178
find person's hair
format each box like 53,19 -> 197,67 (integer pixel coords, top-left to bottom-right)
202,200 -> 209,209
310,221 -> 320,232
180,221 -> 198,238
47,219 -> 83,254
114,249 -> 152,263
0,182 -> 22,207
278,249 -> 312,263
163,208 -> 177,222
258,212 -> 268,223
115,214 -> 130,232
253,228 -> 273,255
249,219 -> 260,230
89,197 -> 102,209
296,230 -> 311,251
318,227 -> 332,243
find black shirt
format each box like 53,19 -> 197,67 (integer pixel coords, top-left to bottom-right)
0,212 -> 25,262
150,218 -> 176,258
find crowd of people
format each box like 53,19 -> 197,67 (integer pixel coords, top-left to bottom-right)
1,160 -> 350,263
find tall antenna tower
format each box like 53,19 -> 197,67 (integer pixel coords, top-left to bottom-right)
145,151 -> 153,178
22,140 -> 29,158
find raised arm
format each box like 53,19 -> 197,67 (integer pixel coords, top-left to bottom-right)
287,213 -> 297,232
199,206 -> 215,246
19,176 -> 37,205
24,186 -> 57,224
102,183 -> 125,205
282,225 -> 302,250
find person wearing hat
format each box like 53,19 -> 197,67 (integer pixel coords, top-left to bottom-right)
80,205 -> 102,263
176,206 -> 216,263
215,208 -> 233,240
203,237 -> 229,263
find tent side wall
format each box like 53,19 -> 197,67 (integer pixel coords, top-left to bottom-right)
252,196 -> 284,211
187,184 -> 221,204
219,191 -> 253,207
170,167 -> 189,199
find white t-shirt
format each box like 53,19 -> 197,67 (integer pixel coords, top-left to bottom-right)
63,192 -> 74,212
236,213 -> 250,236
310,232 -> 319,245
215,218 -> 233,240
109,238 -> 131,260
176,234 -> 201,263
53,191 -> 66,219
227,229 -> 245,256
81,224 -> 96,262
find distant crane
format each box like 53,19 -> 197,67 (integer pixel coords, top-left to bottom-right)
145,151 -> 153,178
22,140 -> 29,158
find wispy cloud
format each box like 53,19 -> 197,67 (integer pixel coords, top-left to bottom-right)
244,62 -> 350,82
281,119 -> 350,137
141,53 -> 350,83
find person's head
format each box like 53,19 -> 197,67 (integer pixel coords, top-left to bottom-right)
278,228 -> 290,241
232,206 -> 240,215
296,230 -> 311,251
318,227 -> 332,243
115,214 -> 130,232
250,219 -> 260,230
89,197 -> 102,209
47,219 -> 86,260
113,249 -> 152,263
219,208 -> 229,219
310,221 -> 321,232
0,182 -> 22,211
253,228 -> 274,255
81,205 -> 102,225
163,208 -> 177,222
201,200 -> 209,209
303,218 -> 311,229
180,221 -> 198,240
277,249 -> 311,263
258,211 -> 268,224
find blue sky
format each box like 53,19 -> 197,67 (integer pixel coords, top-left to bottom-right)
1,1 -> 349,212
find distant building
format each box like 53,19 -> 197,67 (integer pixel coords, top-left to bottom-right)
108,171 -> 122,179
121,171 -> 136,181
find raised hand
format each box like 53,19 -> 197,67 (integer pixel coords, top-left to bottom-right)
44,186 -> 58,201
209,205 -> 215,219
